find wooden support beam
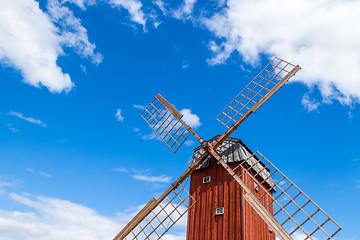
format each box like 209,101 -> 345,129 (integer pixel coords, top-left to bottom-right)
206,147 -> 293,240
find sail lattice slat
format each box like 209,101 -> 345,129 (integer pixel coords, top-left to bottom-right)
232,151 -> 341,240
123,182 -> 195,240
141,96 -> 190,153
216,57 -> 296,128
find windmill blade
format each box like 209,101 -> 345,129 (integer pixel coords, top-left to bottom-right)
114,179 -> 194,240
214,57 -> 300,148
113,151 -> 210,240
226,151 -> 342,239
141,94 -> 203,153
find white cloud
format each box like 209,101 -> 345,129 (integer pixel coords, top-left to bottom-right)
47,0 -> 103,65
133,104 -> 145,110
112,168 -> 129,173
154,0 -> 167,15
172,0 -> 197,20
8,111 -> 47,127
290,232 -> 319,240
0,179 -> 20,196
141,132 -> 161,141
109,0 -> 146,27
25,168 -> 52,178
0,0 -> 73,93
38,172 -> 52,178
80,65 -> 87,73
301,94 -> 320,112
0,181 -> 13,188
65,0 -> 96,10
132,174 -> 172,183
6,123 -> 20,133
184,140 -> 195,147
0,192 -> 122,240
162,235 -> 186,240
0,192 -> 186,240
180,109 -> 201,128
9,127 -> 20,133
114,109 -> 124,122
202,0 -> 360,106
132,127 -> 141,133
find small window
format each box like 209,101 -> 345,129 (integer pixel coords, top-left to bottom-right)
215,207 -> 224,215
254,182 -> 259,192
203,176 -> 211,184
269,227 -> 273,233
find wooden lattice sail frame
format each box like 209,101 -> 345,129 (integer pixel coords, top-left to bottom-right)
113,57 -> 342,240
235,152 -> 341,239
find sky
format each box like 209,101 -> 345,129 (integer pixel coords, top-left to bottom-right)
0,0 -> 359,239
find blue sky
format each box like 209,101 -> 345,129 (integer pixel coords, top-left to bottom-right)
0,0 -> 359,239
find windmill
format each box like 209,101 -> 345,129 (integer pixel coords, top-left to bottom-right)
114,57 -> 341,240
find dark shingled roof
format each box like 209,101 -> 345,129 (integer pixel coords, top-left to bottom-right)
190,135 -> 275,188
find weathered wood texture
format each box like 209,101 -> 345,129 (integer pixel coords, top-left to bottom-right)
187,161 -> 275,240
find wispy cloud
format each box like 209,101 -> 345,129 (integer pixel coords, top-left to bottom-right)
172,0 -> 197,20
154,0 -> 167,15
301,95 -> 320,112
132,174 -> 172,183
38,172 -> 52,178
26,168 -> 52,178
184,140 -> 195,147
80,65 -> 87,74
109,0 -> 147,27
6,123 -> 20,133
115,109 -> 124,122
8,111 -> 47,127
133,104 -> 145,110
141,132 -> 161,141
47,0 -> 103,65
112,168 -> 129,173
132,127 -> 141,133
0,178 -> 21,194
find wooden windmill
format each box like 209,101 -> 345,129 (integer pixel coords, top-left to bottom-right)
113,57 -> 341,240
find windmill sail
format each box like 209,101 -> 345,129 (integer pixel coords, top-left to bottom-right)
214,57 -> 300,148
114,180 -> 194,240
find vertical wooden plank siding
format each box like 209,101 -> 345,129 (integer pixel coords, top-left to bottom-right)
187,161 -> 275,240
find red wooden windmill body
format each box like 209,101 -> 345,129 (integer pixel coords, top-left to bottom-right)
187,137 -> 275,240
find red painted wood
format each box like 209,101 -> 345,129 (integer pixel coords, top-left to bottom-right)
187,161 -> 275,240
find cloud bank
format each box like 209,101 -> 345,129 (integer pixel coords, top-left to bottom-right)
202,0 -> 360,106
0,192 -> 186,240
